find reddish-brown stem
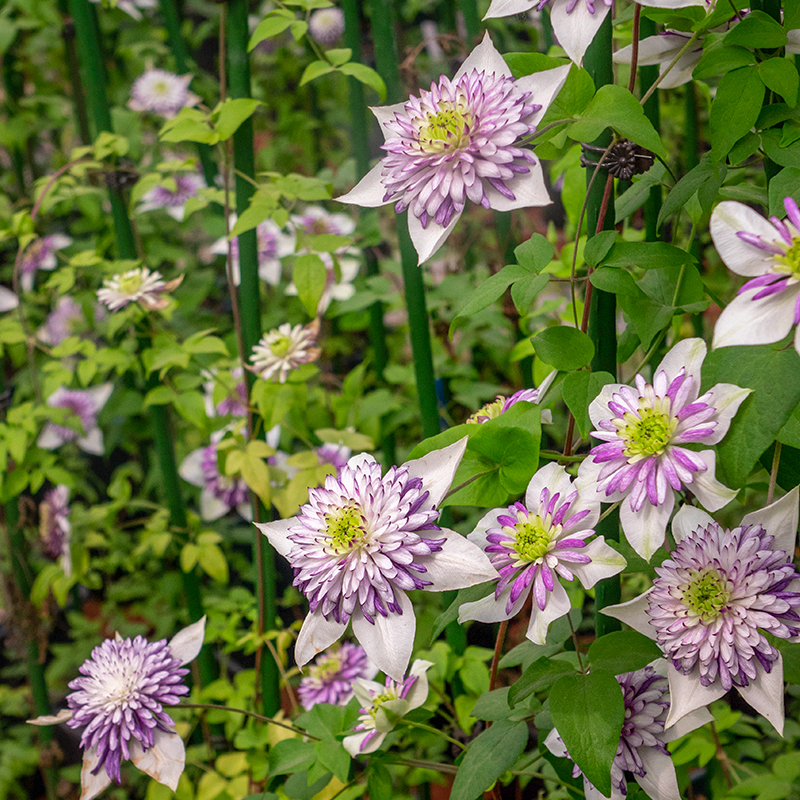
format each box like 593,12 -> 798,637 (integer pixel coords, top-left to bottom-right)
489,620 -> 508,695
628,5 -> 641,94
579,173 -> 615,336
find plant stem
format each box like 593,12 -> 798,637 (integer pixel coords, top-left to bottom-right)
182,703 -> 315,738
368,0 -> 442,439
403,720 -> 466,750
767,442 -> 782,504
489,619 -> 508,695
638,15 -> 661,241
226,0 -> 280,716
58,2 -> 91,145
640,32 -> 701,106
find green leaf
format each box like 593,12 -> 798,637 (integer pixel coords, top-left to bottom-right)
658,154 -> 727,229
532,327 -> 594,371
759,58 -> 799,108
315,740 -> 350,783
293,253 -> 327,316
469,425 -> 540,495
338,63 -> 387,102
514,233 -> 555,272
268,740 -> 316,777
709,66 -> 765,162
724,10 -> 788,49
472,688 -> 513,721
198,544 -> 229,584
584,230 -> 616,268
603,241 -> 694,271
504,52 -> 570,78
450,264 -> 529,335
692,44 -> 755,81
212,98 -> 261,141
701,344 -> 800,487
511,274 -> 550,315
367,765 -> 393,800
326,48 -> 352,66
588,631 -> 663,676
300,60 -> 337,86
568,84 -> 666,159
549,670 -> 625,797
290,19 -> 308,41
248,13 -> 294,50
174,391 -> 207,429
450,719 -> 529,800
562,371 -> 615,439
508,655 -> 579,706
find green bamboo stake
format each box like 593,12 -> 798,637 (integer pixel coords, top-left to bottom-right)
457,0 -> 481,44
583,15 -> 621,637
226,0 -> 280,716
638,16 -> 661,242
368,0 -> 442,439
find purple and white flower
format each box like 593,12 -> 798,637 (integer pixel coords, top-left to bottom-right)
137,173 -> 205,221
211,215 -> 296,286
298,641 -> 378,710
467,371 -> 555,424
39,296 -> 84,345
308,7 -> 346,44
202,366 -> 249,418
545,663 -> 712,800
29,618 -> 205,800
38,384 -> 114,455
338,34 -> 570,264
128,69 -> 200,118
604,489 -> 800,735
343,659 -> 433,756
317,442 -> 351,476
256,439 -> 497,679
292,206 -> 356,240
179,427 -> 252,521
614,32 -> 705,90
97,267 -> 182,312
577,338 -> 750,561
0,286 -> 19,312
710,197 -> 800,356
458,462 -> 625,644
250,320 -> 321,384
40,485 -> 72,575
20,234 -> 71,292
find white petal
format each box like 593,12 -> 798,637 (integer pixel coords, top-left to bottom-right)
671,504 -> 714,545
371,102 -> 407,141
661,707 -> 713,743
619,491 -> 674,562
0,286 -> 19,311
458,583 -> 526,624
344,729 -> 386,756
655,337 -> 706,388
86,383 -> 114,412
614,35 -> 682,67
485,163 -> 552,212
406,436 -> 468,509
421,528 -> 497,590
525,462 -> 574,510
635,748 -> 680,800
259,260 -> 281,286
80,747 -> 112,800
236,502 -> 254,521
483,0 -> 535,20
588,383 -> 624,428
77,428 -> 104,456
543,727 -> 568,758
199,490 -> 230,521
737,652 -> 785,736
712,288 -> 799,349
295,609 -> 347,669
689,451 -> 737,512
169,616 -> 206,665
570,536 -> 626,589
637,0 -> 707,6
664,665 -> 726,729
406,659 -> 434,710
28,708 -> 74,725
352,592 -> 415,681
710,201 -> 783,278
575,455 -> 626,504
549,0 -> 610,65
702,384 -> 751,445
254,518 -> 296,559
657,49 -> 702,90
130,730 -> 185,791
517,64 -> 572,128
454,32 -> 512,81
337,163 -> 388,208
585,780 -> 618,800
467,508 -> 505,550
37,424 -> 64,450
178,449 -> 205,487
407,209 -> 461,265
600,590 -> 655,639
526,579 -> 571,645
742,486 -> 799,556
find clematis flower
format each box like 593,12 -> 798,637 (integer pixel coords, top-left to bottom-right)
309,7 -> 345,44
467,371 -> 555,424
39,296 -> 84,345
128,69 -> 200,118
544,662 -> 713,800
256,439 -> 497,679
458,461 -> 626,644
38,384 -> 113,455
292,206 -> 356,239
250,320 -> 321,383
343,659 -> 433,756
338,34 -> 570,264
179,427 -> 252,521
202,366 -> 249,418
603,489 -> 800,735
298,641 -> 377,710
97,267 -> 182,312
614,31 -> 705,90
710,197 -> 800,356
211,214 -> 295,286
20,234 -> 71,292
137,173 -> 205,221
317,442 -> 351,476
576,338 -> 750,561
0,286 -> 19,312
40,485 -> 72,575
29,618 -> 205,800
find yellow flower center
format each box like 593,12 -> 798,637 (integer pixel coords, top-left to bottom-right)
620,407 -> 675,458
326,504 -> 368,554
467,397 -> 504,424
153,80 -> 170,97
269,335 -> 293,358
419,101 -> 472,153
313,655 -> 342,682
774,238 -> 800,278
683,569 -> 730,620
512,515 -> 552,562
118,273 -> 144,295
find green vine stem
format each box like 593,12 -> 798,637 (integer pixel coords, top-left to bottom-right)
457,0 -> 481,44
583,14 -> 621,637
225,0 -> 280,716
368,0 -> 442,439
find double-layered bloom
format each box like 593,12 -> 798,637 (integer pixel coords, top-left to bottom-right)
256,440 -> 496,679
97,267 -> 182,312
545,663 -> 712,800
343,659 -> 433,756
128,69 -> 200,118
710,197 -> 800,356
458,462 -> 625,643
40,485 -> 72,575
317,443 -> 351,476
467,371 -> 555,424
338,35 -> 570,264
298,642 -> 377,710
38,384 -> 114,455
29,618 -> 205,800
604,489 -> 800,735
20,234 -> 71,291
39,296 -> 84,345
138,173 -> 205,221
308,7 -> 345,44
250,321 -> 321,384
577,338 -> 750,561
